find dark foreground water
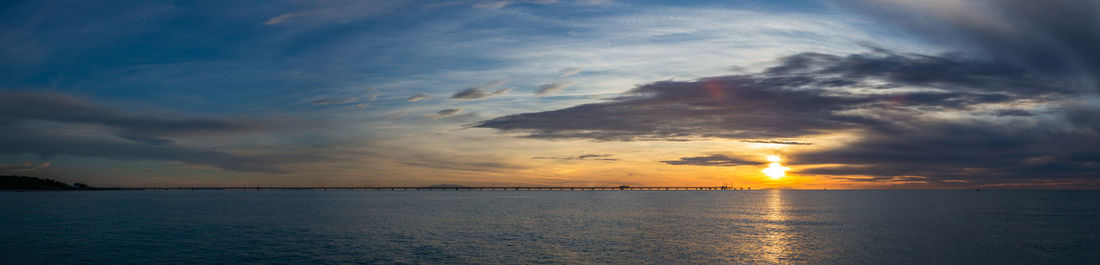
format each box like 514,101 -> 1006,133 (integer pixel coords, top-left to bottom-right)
2,190 -> 1099,264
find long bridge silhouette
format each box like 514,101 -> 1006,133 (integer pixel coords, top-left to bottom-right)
123,186 -> 751,191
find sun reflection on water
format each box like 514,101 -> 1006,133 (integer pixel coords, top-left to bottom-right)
761,189 -> 790,263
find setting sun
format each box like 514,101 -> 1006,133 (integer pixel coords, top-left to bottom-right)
762,155 -> 790,179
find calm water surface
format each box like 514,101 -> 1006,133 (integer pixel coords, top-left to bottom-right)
2,190 -> 1099,264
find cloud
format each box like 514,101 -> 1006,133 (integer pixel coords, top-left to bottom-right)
407,93 -> 430,102
0,91 -> 262,143
312,97 -> 358,105
558,67 -> 583,77
661,154 -> 761,167
396,152 -> 528,172
118,135 -> 174,145
792,117 -> 1100,181
452,79 -> 512,99
830,175 -> 929,183
0,161 -> 51,172
426,109 -> 481,122
534,82 -> 573,96
0,128 -> 318,173
369,94 -> 380,101
533,154 -> 619,161
474,1 -> 514,9
384,111 -> 408,120
263,12 -> 305,25
476,49 -> 1100,182
740,140 -> 813,145
472,0 -> 562,10
846,0 -> 1100,90
262,1 -> 402,26
452,87 -> 513,100
476,50 -> 1062,141
424,1 -> 471,9
355,103 -> 369,109
483,79 -> 509,89
0,91 -> 321,173
580,0 -> 611,5
427,109 -> 463,120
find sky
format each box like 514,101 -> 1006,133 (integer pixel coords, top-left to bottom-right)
1,0 -> 1098,189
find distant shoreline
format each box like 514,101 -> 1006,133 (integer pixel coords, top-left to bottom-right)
0,175 -> 91,191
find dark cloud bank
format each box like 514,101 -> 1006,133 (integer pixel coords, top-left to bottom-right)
662,154 -> 761,167
0,91 -> 315,173
452,87 -> 512,100
475,6 -> 1100,187
534,154 -> 619,161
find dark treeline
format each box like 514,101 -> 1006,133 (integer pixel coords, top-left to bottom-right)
0,175 -> 90,190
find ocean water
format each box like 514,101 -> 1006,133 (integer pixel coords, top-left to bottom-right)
1,190 -> 1098,264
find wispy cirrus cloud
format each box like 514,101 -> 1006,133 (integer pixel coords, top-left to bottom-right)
740,140 -> 813,145
452,79 -> 513,100
262,0 -> 404,26
451,87 -> 510,99
263,12 -> 305,25
558,67 -> 583,77
534,82 -> 573,96
453,87 -> 513,100
472,0 -> 583,10
407,93 -> 431,102
426,109 -> 464,120
533,154 -> 619,161
312,97 -> 358,105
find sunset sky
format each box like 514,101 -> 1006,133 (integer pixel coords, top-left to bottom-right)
2,0 -> 1098,188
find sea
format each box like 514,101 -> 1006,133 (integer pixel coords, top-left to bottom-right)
1,190 -> 1098,264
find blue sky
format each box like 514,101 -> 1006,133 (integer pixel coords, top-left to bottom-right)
2,0 -> 1097,188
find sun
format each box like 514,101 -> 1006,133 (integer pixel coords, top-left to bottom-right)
762,155 -> 789,179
